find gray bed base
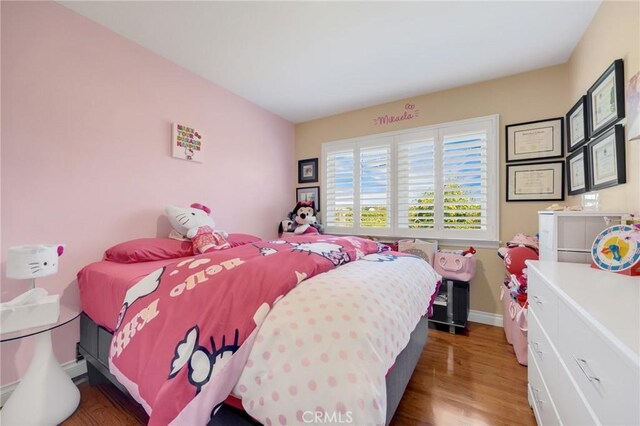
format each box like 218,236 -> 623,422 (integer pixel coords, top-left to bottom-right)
77,313 -> 428,425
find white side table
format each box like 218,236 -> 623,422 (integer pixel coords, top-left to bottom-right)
0,304 -> 81,425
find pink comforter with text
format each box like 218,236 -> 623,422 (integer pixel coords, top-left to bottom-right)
108,235 -> 388,425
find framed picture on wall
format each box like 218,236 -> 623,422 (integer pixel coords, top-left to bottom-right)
506,161 -> 564,202
566,96 -> 589,152
587,59 -> 625,137
298,158 -> 318,183
587,124 -> 626,191
296,186 -> 320,211
566,147 -> 589,196
505,118 -> 564,162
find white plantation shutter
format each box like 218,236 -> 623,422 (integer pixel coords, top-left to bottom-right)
322,115 -> 498,242
441,133 -> 488,231
360,145 -> 391,229
325,147 -> 355,228
397,134 -> 436,231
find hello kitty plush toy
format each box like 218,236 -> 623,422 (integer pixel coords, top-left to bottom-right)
165,203 -> 230,254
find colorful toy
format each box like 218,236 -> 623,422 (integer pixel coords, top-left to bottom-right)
503,246 -> 538,275
592,225 -> 640,276
165,203 -> 229,254
278,201 -> 322,235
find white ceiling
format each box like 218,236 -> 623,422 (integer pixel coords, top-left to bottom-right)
60,1 -> 601,123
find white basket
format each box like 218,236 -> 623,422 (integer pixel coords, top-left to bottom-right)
398,239 -> 438,265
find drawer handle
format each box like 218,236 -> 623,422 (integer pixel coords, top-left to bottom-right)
532,341 -> 543,356
533,388 -> 543,405
532,295 -> 543,305
573,357 -> 600,383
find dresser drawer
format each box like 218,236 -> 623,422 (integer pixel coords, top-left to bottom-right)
551,356 -> 598,426
558,300 -> 640,426
528,310 -> 558,385
529,353 -> 561,426
527,270 -> 558,341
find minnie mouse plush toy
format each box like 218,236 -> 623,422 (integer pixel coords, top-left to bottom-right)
278,201 -> 323,235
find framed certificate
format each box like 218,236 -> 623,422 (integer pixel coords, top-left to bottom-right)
587,59 -> 625,137
506,118 -> 564,162
587,124 -> 626,191
566,96 -> 588,152
566,147 -> 589,196
506,161 -> 564,202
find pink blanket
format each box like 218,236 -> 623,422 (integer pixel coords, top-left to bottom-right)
108,235 -> 388,425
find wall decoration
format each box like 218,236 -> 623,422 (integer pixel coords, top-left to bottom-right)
373,103 -> 420,126
296,186 -> 320,211
566,147 -> 589,196
626,70 -> 640,141
506,161 -> 564,202
587,59 -> 625,137
566,96 -> 589,152
298,158 -> 318,183
172,123 -> 203,162
505,118 -> 564,162
587,124 -> 626,191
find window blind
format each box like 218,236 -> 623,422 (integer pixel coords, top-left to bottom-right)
360,146 -> 391,229
397,138 -> 436,230
325,148 -> 354,228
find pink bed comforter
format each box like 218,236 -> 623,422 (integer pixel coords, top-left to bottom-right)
108,235 -> 388,425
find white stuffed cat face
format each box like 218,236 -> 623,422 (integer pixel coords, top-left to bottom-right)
165,205 -> 215,237
6,244 -> 64,279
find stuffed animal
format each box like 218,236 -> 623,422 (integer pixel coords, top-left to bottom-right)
165,203 -> 229,254
278,201 -> 322,235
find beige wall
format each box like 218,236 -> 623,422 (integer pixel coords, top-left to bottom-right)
296,64 -> 570,315
294,0 -> 639,317
567,0 -> 640,211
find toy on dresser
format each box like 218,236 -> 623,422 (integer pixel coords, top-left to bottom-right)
165,203 -> 230,254
278,201 -> 323,236
591,223 -> 640,276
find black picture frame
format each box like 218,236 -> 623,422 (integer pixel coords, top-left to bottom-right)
587,59 -> 625,138
506,161 -> 565,202
587,124 -> 626,191
298,158 -> 318,183
505,117 -> 564,163
566,96 -> 589,152
566,147 -> 589,196
296,186 -> 320,211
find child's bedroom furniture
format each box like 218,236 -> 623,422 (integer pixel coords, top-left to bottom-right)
526,260 -> 639,426
538,211 -> 626,263
0,303 -> 81,425
429,279 -> 469,334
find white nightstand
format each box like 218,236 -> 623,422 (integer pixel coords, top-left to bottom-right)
0,303 -> 81,425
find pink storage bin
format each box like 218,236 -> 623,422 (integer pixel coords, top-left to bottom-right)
434,252 -> 476,281
510,303 -> 528,366
500,285 -> 514,344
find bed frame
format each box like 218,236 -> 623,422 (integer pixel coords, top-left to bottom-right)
77,313 -> 428,425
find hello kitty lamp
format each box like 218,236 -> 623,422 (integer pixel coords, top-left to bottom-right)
6,244 -> 65,289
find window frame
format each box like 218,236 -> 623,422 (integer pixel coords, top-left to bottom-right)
321,114 -> 500,244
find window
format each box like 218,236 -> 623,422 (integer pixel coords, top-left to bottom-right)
322,115 -> 499,243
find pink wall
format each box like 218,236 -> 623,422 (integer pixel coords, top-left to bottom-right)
0,1 -> 294,385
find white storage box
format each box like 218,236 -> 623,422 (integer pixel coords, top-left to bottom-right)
398,239 -> 438,265
0,294 -> 60,334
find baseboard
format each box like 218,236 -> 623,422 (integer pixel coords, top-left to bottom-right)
0,359 -> 87,407
468,309 -> 503,327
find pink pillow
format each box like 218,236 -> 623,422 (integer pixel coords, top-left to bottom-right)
105,234 -> 261,263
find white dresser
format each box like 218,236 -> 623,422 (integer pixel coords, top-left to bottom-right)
538,211 -> 626,263
526,261 -> 640,426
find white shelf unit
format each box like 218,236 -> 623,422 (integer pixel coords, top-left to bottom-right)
538,211 -> 627,264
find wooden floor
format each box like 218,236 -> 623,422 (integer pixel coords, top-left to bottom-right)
63,322 -> 535,426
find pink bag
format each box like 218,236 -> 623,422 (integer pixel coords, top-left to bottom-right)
434,252 -> 476,281
501,285 -> 513,344
510,303 -> 528,366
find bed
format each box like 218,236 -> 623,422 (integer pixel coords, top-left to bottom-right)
76,235 -> 440,425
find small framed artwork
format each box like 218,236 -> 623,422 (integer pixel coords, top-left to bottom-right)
566,147 -> 589,196
587,59 -> 625,137
298,158 -> 318,183
172,123 -> 203,162
296,186 -> 320,211
626,70 -> 640,141
566,96 -> 589,152
587,124 -> 626,191
506,118 -> 564,162
506,161 -> 564,202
